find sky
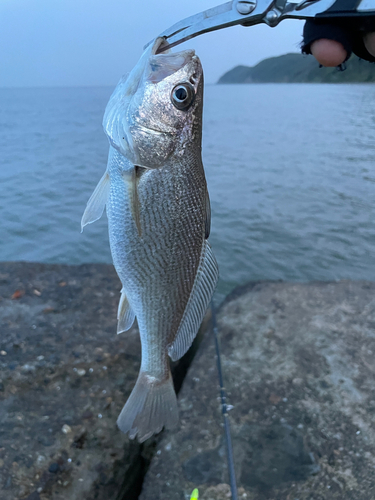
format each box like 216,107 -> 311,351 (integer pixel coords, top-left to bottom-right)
0,0 -> 305,87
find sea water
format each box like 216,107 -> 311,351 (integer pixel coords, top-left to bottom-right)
1,84 -> 374,302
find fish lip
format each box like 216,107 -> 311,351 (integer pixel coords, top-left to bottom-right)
151,37 -> 170,55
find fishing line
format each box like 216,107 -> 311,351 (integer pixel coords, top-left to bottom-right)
211,299 -> 238,500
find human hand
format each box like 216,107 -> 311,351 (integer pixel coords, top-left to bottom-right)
302,21 -> 375,66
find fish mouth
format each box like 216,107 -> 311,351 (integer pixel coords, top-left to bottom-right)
147,37 -> 196,84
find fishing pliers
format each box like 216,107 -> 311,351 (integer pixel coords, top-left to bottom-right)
153,0 -> 375,54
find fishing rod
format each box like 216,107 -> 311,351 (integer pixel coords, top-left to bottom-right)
211,299 -> 238,500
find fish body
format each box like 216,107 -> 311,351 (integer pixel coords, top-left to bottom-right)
82,38 -> 218,442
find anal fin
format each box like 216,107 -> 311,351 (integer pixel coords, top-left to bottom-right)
117,289 -> 136,334
168,241 -> 219,362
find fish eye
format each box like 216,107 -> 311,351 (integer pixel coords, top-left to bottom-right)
171,83 -> 195,111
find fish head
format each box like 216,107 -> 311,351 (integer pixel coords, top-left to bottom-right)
103,38 -> 203,168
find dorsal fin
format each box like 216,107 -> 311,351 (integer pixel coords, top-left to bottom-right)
168,241 -> 219,362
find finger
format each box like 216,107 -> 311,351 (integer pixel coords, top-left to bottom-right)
363,32 -> 375,57
310,38 -> 348,66
302,21 -> 352,65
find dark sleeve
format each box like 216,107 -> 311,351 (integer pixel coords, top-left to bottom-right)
301,19 -> 375,63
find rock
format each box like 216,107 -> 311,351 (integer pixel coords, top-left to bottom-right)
0,262 -> 206,499
48,463 -> 60,474
0,262 -> 200,500
0,263 -> 142,500
25,492 -> 41,500
140,280 -> 375,500
61,424 -> 72,434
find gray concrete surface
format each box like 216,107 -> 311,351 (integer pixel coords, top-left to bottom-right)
140,281 -> 375,500
3,265 -> 375,499
0,262 -> 151,500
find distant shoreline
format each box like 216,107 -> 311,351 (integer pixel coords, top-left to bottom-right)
217,53 -> 375,84
216,81 -> 375,84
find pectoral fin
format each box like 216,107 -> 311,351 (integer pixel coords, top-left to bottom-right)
117,289 -> 136,334
81,172 -> 110,231
168,241 -> 219,362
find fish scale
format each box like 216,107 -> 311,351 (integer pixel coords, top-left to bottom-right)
107,152 -> 206,374
81,37 -> 218,441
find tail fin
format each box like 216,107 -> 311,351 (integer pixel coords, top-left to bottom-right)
117,370 -> 178,442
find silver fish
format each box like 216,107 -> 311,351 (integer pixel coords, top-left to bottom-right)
81,38 -> 218,442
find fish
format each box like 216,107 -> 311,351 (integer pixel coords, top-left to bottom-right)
81,37 -> 218,442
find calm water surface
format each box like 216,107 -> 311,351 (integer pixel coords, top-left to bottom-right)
1,84 -> 375,302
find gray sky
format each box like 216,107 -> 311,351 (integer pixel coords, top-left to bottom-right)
0,0 -> 305,87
